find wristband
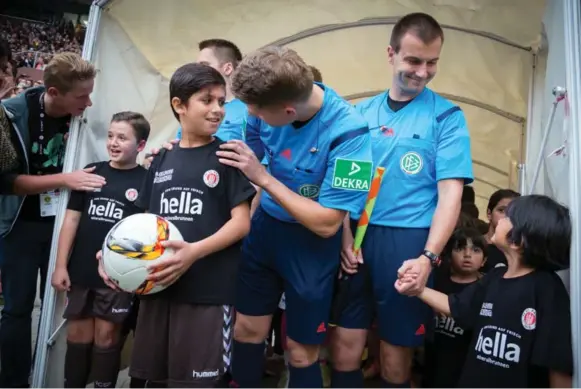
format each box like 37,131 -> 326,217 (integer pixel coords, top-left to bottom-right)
422,249 -> 441,267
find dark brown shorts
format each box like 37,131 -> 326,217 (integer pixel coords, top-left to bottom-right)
129,299 -> 234,388
63,285 -> 133,324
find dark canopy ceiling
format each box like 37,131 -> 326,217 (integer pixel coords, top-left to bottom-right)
0,0 -> 90,19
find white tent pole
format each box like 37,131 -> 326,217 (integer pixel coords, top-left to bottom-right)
519,53 -> 538,194
31,2 -> 104,387
564,0 -> 581,386
528,87 -> 566,194
517,164 -> 526,194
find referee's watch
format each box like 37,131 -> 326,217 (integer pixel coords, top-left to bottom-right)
422,249 -> 441,267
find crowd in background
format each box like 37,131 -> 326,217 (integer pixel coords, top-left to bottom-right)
0,15 -> 84,97
1,16 -> 84,66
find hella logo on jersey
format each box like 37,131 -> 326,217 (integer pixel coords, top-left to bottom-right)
435,315 -> 464,337
160,191 -> 203,215
475,327 -> 520,364
88,198 -> 124,221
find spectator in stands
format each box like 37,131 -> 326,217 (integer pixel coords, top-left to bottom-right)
0,38 -> 16,100
35,56 -> 46,70
1,17 -> 83,71
0,36 -> 18,185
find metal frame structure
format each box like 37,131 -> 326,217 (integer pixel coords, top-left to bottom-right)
563,0 -> 581,386
30,0 -> 581,386
527,86 -> 567,194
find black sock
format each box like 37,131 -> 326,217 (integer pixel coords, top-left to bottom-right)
129,377 -> 147,388
288,361 -> 323,388
230,340 -> 265,387
92,344 -> 121,388
64,341 -> 93,388
381,377 -> 411,388
331,368 -> 363,388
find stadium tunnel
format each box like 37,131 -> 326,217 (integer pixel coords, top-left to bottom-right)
30,0 -> 581,387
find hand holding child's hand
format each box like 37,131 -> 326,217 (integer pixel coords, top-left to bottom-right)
394,272 -> 419,294
394,260 -> 423,296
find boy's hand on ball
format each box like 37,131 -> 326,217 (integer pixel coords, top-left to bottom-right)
96,250 -> 122,291
146,240 -> 197,286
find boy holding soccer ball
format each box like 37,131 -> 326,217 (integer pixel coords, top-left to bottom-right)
101,63 -> 255,388
51,111 -> 150,388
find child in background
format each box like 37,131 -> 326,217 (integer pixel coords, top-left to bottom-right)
483,189 -> 520,271
51,112 -> 150,388
423,228 -> 487,388
397,195 -> 573,388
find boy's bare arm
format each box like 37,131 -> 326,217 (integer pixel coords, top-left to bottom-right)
55,209 -> 82,269
418,287 -> 451,316
549,370 -> 572,388
190,201 -> 251,260
250,185 -> 261,217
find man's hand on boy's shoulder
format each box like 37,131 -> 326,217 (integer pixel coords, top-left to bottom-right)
217,140 -> 269,187
142,138 -> 179,169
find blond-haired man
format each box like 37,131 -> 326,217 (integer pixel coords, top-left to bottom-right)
0,52 -> 102,388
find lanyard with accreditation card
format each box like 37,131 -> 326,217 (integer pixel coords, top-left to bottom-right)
38,93 -> 61,217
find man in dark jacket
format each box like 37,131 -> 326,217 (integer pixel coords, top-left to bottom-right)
0,52 -> 104,388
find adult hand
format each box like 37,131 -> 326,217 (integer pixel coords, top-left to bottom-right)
145,240 -> 197,286
394,256 -> 431,296
216,140 -> 270,187
96,250 -> 123,291
143,138 -> 179,168
51,266 -> 71,292
63,166 -> 106,191
340,228 -> 363,275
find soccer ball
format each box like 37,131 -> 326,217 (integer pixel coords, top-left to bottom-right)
101,213 -> 184,295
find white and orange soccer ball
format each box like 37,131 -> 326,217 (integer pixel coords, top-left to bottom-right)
101,213 -> 184,295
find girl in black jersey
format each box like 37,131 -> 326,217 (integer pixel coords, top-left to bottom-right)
397,194 -> 573,388
423,228 -> 487,388
51,112 -> 150,388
